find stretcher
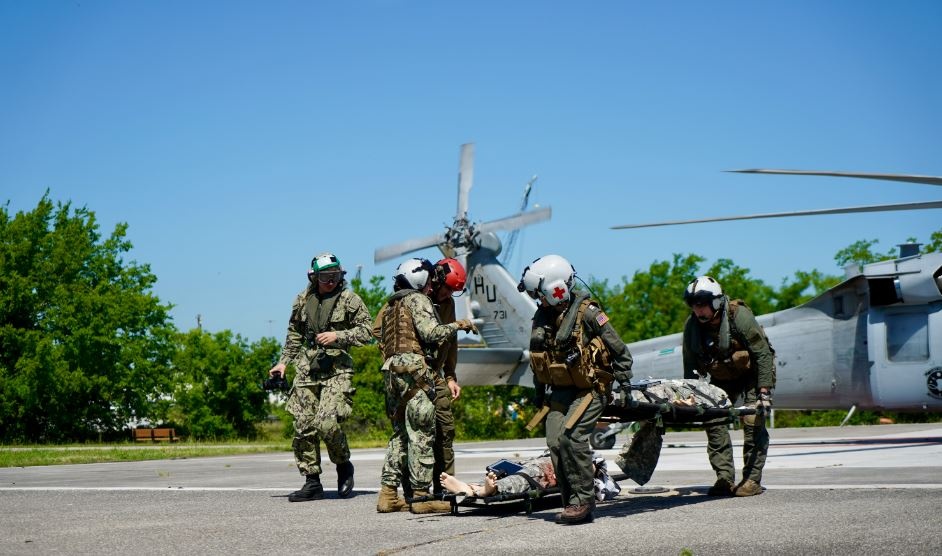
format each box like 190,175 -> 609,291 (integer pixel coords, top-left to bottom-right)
408,385 -> 759,515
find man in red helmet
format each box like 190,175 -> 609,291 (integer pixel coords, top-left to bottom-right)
428,257 -> 469,494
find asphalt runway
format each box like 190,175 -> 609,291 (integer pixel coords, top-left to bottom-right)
1,423 -> 940,555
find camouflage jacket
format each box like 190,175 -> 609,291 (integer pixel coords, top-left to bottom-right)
278,285 -> 372,381
377,289 -> 463,383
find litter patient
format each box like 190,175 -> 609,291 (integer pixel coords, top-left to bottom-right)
615,378 -> 732,485
440,453 -> 619,501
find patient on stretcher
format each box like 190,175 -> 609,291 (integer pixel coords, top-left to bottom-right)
614,378 -> 732,485
440,454 -> 619,501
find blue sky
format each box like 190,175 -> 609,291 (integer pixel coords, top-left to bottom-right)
2,1 -> 940,342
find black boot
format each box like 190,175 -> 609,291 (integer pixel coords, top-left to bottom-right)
288,474 -> 324,502
337,461 -> 355,498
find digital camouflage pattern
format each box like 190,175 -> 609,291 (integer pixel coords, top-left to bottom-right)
279,287 -> 373,384
378,290 -> 463,491
279,286 -> 372,476
380,370 -> 436,489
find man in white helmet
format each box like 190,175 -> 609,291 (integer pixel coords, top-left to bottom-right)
373,258 -> 475,514
518,254 -> 633,525
682,275 -> 775,497
268,252 -> 373,502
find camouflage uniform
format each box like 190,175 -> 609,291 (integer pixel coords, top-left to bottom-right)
479,455 -> 618,500
615,379 -> 732,485
531,291 -> 633,508
279,285 -> 372,476
430,295 -> 458,492
682,298 -> 775,486
377,290 -> 464,492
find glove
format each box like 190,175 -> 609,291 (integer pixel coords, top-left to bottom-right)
455,319 -> 476,333
757,391 -> 773,412
616,380 -> 631,407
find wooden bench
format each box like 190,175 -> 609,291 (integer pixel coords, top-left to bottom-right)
132,427 -> 180,442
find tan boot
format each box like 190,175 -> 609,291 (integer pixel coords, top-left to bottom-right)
409,489 -> 451,514
376,484 -> 407,513
734,479 -> 763,497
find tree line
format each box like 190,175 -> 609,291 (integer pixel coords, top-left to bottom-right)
1,194 -> 939,443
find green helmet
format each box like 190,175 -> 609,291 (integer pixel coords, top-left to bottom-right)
311,252 -> 342,273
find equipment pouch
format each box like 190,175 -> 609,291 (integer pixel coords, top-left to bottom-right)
549,362 -> 575,387
529,352 -> 553,385
731,350 -> 751,370
708,362 -> 740,381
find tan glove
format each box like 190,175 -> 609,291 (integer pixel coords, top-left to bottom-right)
455,319 -> 477,333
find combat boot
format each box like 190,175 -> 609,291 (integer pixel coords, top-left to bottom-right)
409,489 -> 451,514
557,503 -> 594,525
337,460 -> 355,498
376,484 -> 407,513
707,477 -> 734,496
734,479 -> 763,497
288,474 -> 324,502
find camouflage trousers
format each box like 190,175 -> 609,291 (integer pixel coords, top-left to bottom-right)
380,370 -> 436,491
706,378 -> 769,484
286,370 -> 354,476
545,387 -> 604,507
431,379 -> 456,492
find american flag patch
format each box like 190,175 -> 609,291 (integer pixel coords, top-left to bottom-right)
596,312 -> 609,326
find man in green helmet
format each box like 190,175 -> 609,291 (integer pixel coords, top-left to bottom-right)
268,252 -> 373,502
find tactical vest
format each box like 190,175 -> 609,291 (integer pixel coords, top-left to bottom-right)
698,299 -> 773,381
529,299 -> 615,393
303,287 -> 343,340
380,292 -> 425,360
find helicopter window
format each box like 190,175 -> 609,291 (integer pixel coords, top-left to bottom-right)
869,278 -> 902,306
885,312 -> 929,362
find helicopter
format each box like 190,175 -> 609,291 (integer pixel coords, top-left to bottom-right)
375,145 -> 942,430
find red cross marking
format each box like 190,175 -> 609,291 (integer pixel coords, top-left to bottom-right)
552,286 -> 566,299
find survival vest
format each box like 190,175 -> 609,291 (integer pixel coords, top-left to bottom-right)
699,299 -> 774,381
529,299 -> 615,394
379,292 -> 425,361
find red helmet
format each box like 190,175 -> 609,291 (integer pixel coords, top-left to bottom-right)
435,258 -> 467,292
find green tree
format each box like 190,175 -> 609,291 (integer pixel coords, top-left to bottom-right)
833,239 -> 898,268
924,229 -> 942,253
167,329 -> 280,439
350,274 -> 389,317
0,194 -> 176,442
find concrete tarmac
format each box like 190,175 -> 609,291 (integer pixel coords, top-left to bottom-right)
1,423 -> 940,555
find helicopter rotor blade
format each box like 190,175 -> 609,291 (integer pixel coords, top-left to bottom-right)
456,143 -> 475,219
374,231 -> 447,263
611,200 -> 942,230
478,207 -> 552,234
729,169 -> 942,187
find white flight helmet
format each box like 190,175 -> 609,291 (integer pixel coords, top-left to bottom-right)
519,254 -> 576,306
684,276 -> 724,311
394,258 -> 434,290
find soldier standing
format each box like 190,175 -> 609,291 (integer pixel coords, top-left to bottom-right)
518,255 -> 633,525
682,275 -> 775,497
428,257 -> 467,495
374,258 -> 475,514
268,252 -> 372,502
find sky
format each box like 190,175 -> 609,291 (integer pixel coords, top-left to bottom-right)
2,1 -> 940,343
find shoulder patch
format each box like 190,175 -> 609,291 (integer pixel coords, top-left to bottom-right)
596,311 -> 609,326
